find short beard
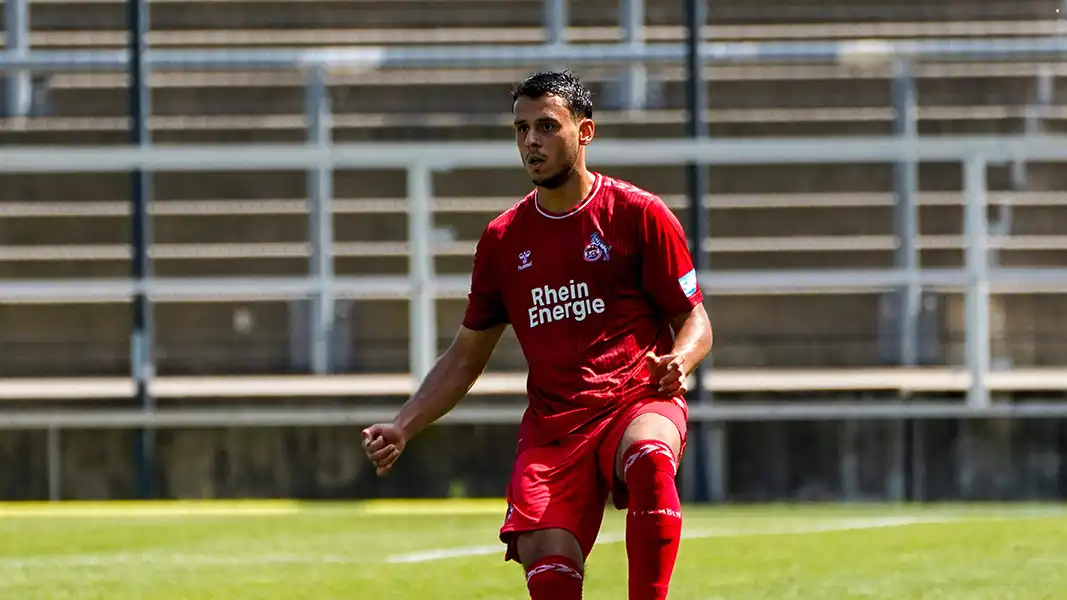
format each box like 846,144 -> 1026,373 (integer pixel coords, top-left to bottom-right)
531,152 -> 578,190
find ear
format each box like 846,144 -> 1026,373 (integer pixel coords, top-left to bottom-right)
577,118 -> 595,147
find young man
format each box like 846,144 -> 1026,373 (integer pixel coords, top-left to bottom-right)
361,70 -> 713,600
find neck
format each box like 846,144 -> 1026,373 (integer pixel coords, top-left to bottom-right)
536,169 -> 597,215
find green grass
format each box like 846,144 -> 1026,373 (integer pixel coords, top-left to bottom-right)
1,500 -> 1065,599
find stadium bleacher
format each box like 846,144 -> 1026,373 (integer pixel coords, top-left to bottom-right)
2,0 -> 1066,382
2,0 -> 1067,380
2,0 -> 1067,503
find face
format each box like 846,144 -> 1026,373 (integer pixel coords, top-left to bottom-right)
513,94 -> 594,189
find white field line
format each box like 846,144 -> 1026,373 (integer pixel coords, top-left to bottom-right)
2,512 -> 1059,572
0,516 -> 937,571
383,515 -> 953,564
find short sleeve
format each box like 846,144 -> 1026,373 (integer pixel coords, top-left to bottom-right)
462,225 -> 510,330
640,197 -> 704,317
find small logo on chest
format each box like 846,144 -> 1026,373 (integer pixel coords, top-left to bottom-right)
583,233 -> 611,262
518,250 -> 533,271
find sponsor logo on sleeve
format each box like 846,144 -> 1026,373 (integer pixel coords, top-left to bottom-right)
679,269 -> 698,298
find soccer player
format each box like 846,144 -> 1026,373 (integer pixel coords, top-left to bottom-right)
361,69 -> 713,600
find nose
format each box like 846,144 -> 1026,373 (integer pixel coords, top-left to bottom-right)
523,130 -> 542,150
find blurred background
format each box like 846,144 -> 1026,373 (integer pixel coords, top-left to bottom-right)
1,0 -> 1067,505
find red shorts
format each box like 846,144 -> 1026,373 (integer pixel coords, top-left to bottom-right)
498,396 -> 688,563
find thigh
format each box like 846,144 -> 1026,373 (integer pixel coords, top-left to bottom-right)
499,434 -> 609,564
596,397 -> 689,510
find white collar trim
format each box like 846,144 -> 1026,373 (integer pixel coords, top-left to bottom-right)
534,173 -> 602,220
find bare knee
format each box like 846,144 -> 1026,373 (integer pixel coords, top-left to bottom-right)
515,528 -> 584,571
615,412 -> 682,480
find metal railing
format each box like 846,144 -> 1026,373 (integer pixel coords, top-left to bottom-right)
6,35 -> 1067,72
6,33 -> 1067,368
5,134 -> 1067,406
5,3 -> 1067,501
5,19 -> 1067,374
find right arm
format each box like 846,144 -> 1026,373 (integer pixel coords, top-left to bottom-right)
397,221 -> 509,438
392,323 -> 506,440
363,224 -> 510,474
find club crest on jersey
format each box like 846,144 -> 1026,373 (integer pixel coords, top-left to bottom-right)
518,250 -> 533,271
583,233 -> 611,262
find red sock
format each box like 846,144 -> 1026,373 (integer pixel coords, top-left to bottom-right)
525,554 -> 583,600
623,439 -> 682,600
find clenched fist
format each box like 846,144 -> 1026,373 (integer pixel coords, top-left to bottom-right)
645,351 -> 688,396
361,423 -> 407,477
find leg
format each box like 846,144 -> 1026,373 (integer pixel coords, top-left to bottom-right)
500,435 -> 607,600
516,528 -> 586,599
614,411 -> 683,482
600,401 -> 687,600
515,528 -> 584,571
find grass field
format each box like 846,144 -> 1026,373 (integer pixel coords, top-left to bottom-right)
1,499 -> 1065,599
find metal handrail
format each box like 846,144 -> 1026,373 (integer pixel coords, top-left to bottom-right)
3,37 -> 1067,73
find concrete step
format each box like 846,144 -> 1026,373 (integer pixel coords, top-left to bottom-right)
8,204 -> 1067,247
0,108 -> 1034,148
17,0 -> 1052,31
3,142 -> 1061,206
2,97 -> 1041,139
3,287 -> 1067,377
21,1 -> 547,31
9,20 -> 1061,51
6,245 -> 1067,277
0,112 -> 1034,147
38,73 -> 1067,117
667,0 -> 1053,24
0,301 -> 297,376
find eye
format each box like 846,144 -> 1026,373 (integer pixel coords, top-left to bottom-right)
539,123 -> 556,132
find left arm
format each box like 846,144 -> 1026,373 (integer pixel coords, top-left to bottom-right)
638,197 -> 714,394
668,302 -> 713,377
646,303 -> 713,395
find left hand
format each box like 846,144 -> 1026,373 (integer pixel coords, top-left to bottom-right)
645,352 -> 688,396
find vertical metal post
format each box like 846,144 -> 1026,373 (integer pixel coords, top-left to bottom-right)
909,419 -> 926,501
890,61 -> 919,507
619,0 -> 647,110
964,157 -> 990,408
683,0 -> 719,504
306,67 -> 334,375
47,428 -> 61,501
1059,421 -> 1067,498
128,0 -> 156,499
1013,67 -> 1051,189
840,421 -> 859,500
4,0 -> 31,117
888,419 -> 906,501
892,60 -> 920,367
408,164 -> 437,382
543,0 -> 567,46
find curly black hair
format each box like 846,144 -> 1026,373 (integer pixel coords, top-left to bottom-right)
511,70 -> 593,119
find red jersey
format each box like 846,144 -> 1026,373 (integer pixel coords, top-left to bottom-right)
462,172 -> 704,447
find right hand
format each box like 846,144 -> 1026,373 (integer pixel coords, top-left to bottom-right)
361,423 -> 407,477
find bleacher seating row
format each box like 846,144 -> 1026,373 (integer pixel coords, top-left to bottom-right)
5,367 -> 1067,402
3,18 -> 1061,48
2,0 -> 1066,388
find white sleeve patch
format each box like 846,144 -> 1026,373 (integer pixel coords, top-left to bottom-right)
679,269 -> 698,298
